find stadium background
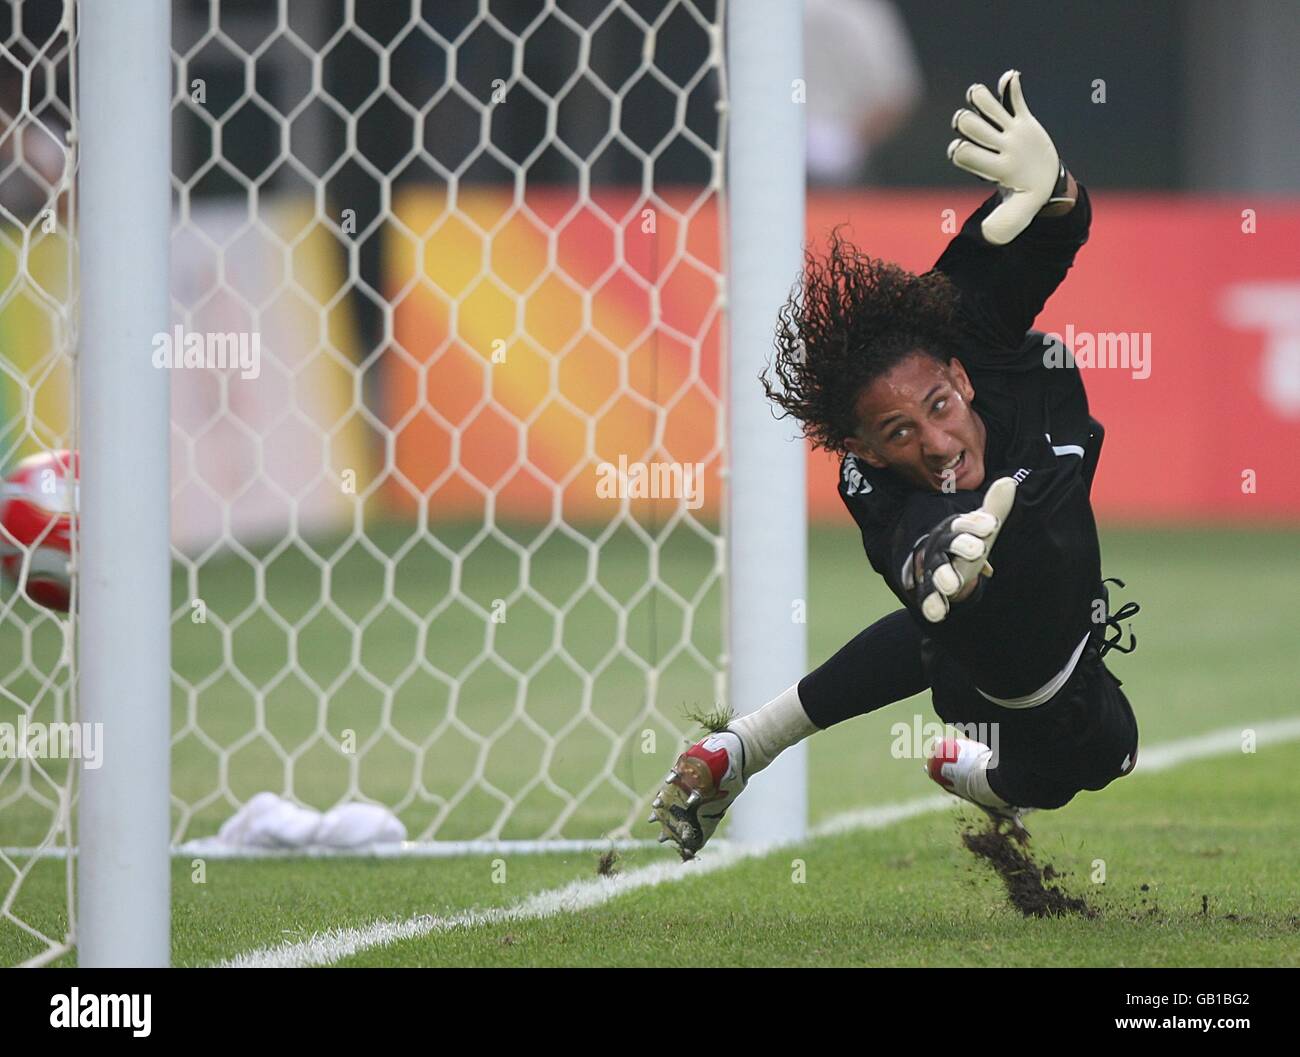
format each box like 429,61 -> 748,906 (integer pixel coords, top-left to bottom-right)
4,0 -> 1299,534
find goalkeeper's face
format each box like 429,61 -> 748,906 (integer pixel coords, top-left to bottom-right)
845,352 -> 987,493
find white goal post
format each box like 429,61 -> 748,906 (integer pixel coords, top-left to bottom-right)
1,0 -> 806,967
76,0 -> 172,969
724,0 -> 807,846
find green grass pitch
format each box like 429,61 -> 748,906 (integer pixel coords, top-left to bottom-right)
2,522 -> 1298,966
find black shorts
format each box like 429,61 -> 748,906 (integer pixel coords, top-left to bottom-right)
923,639 -> 1139,810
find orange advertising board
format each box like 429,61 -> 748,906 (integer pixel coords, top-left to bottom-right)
384,187 -> 1300,523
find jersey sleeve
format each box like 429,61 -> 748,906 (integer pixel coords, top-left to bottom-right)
929,182 -> 1092,363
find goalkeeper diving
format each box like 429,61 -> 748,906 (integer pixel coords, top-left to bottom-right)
650,71 -> 1140,857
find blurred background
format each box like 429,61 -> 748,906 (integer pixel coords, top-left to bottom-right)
0,0 -> 1296,857
4,1 -> 1298,528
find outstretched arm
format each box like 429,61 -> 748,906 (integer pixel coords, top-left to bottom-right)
929,71 -> 1091,356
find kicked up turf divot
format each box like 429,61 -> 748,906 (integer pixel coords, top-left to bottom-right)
961,815 -> 1097,918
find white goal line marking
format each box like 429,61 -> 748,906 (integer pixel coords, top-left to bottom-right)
221,715 -> 1300,968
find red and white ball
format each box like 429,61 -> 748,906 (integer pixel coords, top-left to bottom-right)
0,449 -> 77,612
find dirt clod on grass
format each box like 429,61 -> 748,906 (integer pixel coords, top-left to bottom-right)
961,817 -> 1097,919
596,849 -> 620,877
682,703 -> 736,734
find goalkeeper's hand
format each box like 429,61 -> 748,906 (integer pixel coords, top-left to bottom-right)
947,70 -> 1075,245
901,477 -> 1018,623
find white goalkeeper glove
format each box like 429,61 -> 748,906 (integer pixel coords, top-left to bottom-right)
948,70 -> 1074,246
901,477 -> 1018,623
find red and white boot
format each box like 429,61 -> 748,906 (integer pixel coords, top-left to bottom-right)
649,732 -> 746,860
925,735 -> 1033,841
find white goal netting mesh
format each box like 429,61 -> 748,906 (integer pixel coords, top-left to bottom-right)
164,0 -> 727,847
4,0 -> 729,966
0,0 -> 78,966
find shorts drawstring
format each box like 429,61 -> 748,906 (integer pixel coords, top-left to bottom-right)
1098,576 -> 1140,658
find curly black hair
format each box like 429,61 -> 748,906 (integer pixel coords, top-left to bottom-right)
761,227 -> 965,454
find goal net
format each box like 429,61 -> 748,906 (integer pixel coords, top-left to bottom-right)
162,0 -> 728,848
0,0 -> 78,967
4,0 -> 809,968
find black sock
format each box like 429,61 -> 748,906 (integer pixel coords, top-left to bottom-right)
797,609 -> 928,729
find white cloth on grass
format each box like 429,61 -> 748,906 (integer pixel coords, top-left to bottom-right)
213,792 -> 406,849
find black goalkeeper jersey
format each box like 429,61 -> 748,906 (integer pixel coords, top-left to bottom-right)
838,185 -> 1105,700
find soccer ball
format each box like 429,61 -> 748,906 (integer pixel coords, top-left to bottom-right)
0,449 -> 78,612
